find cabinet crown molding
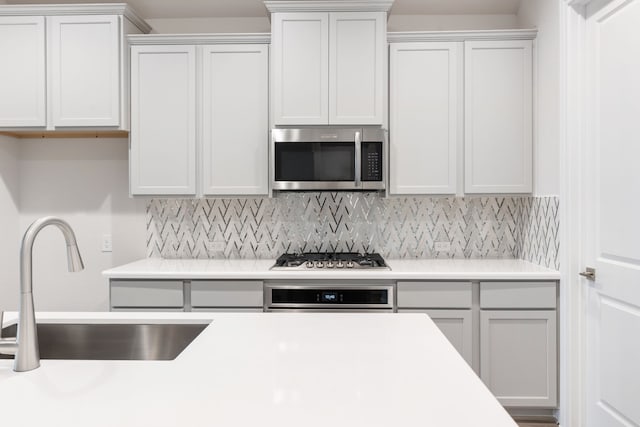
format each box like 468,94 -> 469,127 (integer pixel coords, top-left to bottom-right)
0,3 -> 151,33
127,33 -> 271,45
388,29 -> 537,43
264,0 -> 394,13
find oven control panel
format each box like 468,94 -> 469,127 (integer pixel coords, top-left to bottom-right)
264,283 -> 396,311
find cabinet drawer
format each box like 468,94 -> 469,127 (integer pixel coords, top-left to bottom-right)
191,281 -> 263,308
397,282 -> 472,308
110,280 -> 184,308
480,282 -> 556,309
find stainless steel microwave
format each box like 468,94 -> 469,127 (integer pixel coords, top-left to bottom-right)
271,127 -> 386,191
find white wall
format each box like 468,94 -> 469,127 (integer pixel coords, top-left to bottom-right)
147,14 -> 518,33
0,135 -> 20,312
147,17 -> 270,33
388,14 -> 518,31
17,138 -> 146,311
517,0 -> 560,196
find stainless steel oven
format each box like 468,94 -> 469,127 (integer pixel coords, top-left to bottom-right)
264,282 -> 395,312
271,127 -> 386,191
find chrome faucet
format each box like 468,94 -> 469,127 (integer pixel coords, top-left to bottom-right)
0,217 -> 84,371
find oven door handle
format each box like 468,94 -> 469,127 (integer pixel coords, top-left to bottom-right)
354,131 -> 362,187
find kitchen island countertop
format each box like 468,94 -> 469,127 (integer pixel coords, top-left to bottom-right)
103,257 -> 560,281
0,311 -> 517,427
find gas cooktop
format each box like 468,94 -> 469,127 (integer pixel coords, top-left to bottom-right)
270,252 -> 389,270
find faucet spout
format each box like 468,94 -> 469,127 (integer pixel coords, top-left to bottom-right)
12,217 -> 84,372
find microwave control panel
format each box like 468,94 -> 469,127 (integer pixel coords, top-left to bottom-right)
362,142 -> 383,181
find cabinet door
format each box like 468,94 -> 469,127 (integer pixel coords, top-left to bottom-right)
272,12 -> 328,125
130,45 -> 196,195
110,280 -> 184,309
0,16 -> 46,127
480,310 -> 557,407
329,12 -> 385,125
399,309 -> 473,368
50,15 -> 120,127
191,281 -> 263,308
201,45 -> 268,195
464,40 -> 532,193
389,42 -> 459,194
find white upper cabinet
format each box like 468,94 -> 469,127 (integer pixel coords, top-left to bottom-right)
0,4 -> 150,131
50,15 -> 120,127
129,35 -> 270,197
329,12 -> 385,124
267,2 -> 391,125
389,42 -> 459,194
0,16 -> 46,127
388,31 -> 535,195
464,40 -> 533,194
272,13 -> 328,125
201,44 -> 269,196
130,45 -> 197,196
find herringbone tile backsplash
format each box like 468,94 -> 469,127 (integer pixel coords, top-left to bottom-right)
147,194 -> 559,269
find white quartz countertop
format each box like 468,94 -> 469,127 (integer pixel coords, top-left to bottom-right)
0,311 -> 516,427
103,258 -> 560,281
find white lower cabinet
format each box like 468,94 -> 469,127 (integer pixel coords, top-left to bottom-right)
398,280 -> 558,410
397,281 -> 473,368
110,280 -> 184,310
399,308 -> 473,367
109,279 -> 264,312
129,35 -> 269,196
480,310 -> 557,407
191,281 -> 263,310
479,281 -> 557,407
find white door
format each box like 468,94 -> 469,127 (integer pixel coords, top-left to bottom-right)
329,12 -> 385,125
389,42 -> 459,195
272,12 -> 328,125
200,44 -> 269,196
130,45 -> 196,195
50,15 -> 120,127
584,0 -> 640,425
0,16 -> 46,127
464,40 -> 532,194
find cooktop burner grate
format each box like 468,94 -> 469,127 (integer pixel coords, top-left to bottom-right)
271,252 -> 389,270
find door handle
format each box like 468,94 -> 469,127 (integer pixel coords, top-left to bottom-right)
579,267 -> 596,281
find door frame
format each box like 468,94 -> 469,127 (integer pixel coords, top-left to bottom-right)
559,0 -> 615,426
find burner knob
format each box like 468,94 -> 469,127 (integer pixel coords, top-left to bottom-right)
315,261 -> 324,268
306,261 -> 314,268
346,260 -> 354,268
336,261 -> 344,268
326,261 -> 334,268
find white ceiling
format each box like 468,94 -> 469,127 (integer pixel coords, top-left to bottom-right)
5,0 -> 523,19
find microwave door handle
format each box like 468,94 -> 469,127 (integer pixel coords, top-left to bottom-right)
354,131 -> 362,187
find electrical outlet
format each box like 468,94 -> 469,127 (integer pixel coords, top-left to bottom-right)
101,234 -> 113,252
434,241 -> 451,252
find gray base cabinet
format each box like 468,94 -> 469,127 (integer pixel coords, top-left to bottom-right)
397,281 -> 474,368
397,280 -> 558,410
479,281 -> 558,408
110,280 -> 184,310
109,280 -> 263,312
191,281 -> 262,310
399,308 -> 473,367
480,310 -> 557,407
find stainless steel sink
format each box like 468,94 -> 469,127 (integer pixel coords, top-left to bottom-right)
0,322 -> 208,361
